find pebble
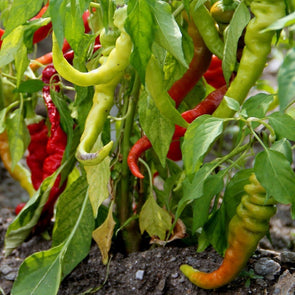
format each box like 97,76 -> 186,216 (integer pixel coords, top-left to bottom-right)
135,270 -> 144,280
254,257 -> 281,280
273,270 -> 295,295
281,251 -> 295,264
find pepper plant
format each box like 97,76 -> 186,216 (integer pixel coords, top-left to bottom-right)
1,0 -> 295,293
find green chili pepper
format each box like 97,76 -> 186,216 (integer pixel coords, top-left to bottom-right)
52,6 -> 132,87
213,0 -> 285,118
180,173 -> 277,289
75,80 -> 118,165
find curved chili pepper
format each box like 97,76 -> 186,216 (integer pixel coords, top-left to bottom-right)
180,173 -> 277,289
0,131 -> 35,197
204,55 -> 226,89
52,7 -> 132,87
213,0 -> 286,118
127,85 -> 227,178
168,16 -> 212,108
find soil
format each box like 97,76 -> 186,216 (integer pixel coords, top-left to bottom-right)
1,160 -> 295,294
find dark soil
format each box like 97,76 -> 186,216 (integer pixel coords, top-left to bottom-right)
1,189 -> 295,294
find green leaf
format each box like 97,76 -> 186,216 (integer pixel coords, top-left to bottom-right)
192,174 -> 224,233
84,136 -> 110,218
254,149 -> 295,205
11,243 -> 63,295
14,41 -> 29,86
3,0 -> 44,36
268,112 -> 295,141
16,80 -> 44,93
125,0 -> 154,83
138,90 -> 174,166
150,0 -> 187,68
4,173 -> 58,256
175,162 -> 215,222
183,115 -> 224,174
50,0 -> 67,49
6,108 -> 30,170
139,194 -> 172,240
52,176 -> 94,278
92,201 -> 116,265
223,1 -> 250,83
278,47 -> 295,110
0,26 -> 25,67
145,55 -> 188,128
0,107 -> 8,134
270,139 -> 292,164
241,93 -> 274,118
224,95 -> 240,112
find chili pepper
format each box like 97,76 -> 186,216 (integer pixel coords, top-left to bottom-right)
168,15 -> 212,108
0,131 -> 35,197
26,120 -> 49,190
127,85 -> 227,178
0,28 -> 4,48
71,7 -> 132,165
30,64 -> 68,232
213,0 -> 286,118
180,173 -> 276,289
190,2 -> 224,60
52,7 -> 132,87
203,55 -> 226,89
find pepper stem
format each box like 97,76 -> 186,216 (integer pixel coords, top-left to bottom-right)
117,73 -> 142,253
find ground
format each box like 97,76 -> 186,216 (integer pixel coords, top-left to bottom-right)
1,159 -> 295,294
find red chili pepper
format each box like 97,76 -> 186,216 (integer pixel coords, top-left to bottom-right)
26,120 -> 49,190
127,85 -> 227,178
31,64 -> 67,233
204,55 -> 226,89
168,16 -> 212,108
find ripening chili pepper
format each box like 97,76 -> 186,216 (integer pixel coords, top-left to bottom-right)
213,0 -> 286,118
203,55 -> 226,89
168,14 -> 212,108
127,85 -> 227,178
180,173 -> 277,289
0,28 -> 4,48
0,131 -> 35,197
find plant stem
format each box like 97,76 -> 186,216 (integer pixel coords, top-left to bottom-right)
117,73 -> 141,253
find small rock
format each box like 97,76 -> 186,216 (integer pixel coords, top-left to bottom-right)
135,270 -> 144,280
254,257 -> 281,280
157,278 -> 166,291
0,264 -> 13,275
272,270 -> 295,295
281,251 -> 295,264
171,272 -> 179,279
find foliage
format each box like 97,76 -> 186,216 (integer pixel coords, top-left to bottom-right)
0,0 -> 295,293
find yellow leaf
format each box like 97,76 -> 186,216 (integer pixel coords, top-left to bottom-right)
92,201 -> 115,265
85,135 -> 110,218
139,194 -> 172,240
